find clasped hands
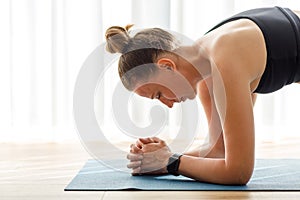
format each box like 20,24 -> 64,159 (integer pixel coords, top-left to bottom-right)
126,137 -> 173,175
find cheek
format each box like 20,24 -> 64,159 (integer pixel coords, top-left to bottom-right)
155,73 -> 194,97
163,82 -> 187,98
160,86 -> 177,99
174,76 -> 195,95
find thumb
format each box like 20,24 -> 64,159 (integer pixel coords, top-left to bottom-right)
151,137 -> 162,143
139,137 -> 154,144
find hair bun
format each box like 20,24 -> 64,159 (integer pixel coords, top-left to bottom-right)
105,24 -> 134,54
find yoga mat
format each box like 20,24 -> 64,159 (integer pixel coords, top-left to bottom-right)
65,159 -> 300,191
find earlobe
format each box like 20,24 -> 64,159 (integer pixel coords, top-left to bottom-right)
157,58 -> 177,71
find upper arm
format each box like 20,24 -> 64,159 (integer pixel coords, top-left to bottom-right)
177,25 -> 260,184
178,73 -> 255,184
211,55 -> 255,183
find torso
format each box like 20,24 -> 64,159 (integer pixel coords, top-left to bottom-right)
190,8 -> 300,178
197,9 -> 300,93
198,18 -> 266,92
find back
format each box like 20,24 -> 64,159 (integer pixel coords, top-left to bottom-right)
206,7 -> 300,93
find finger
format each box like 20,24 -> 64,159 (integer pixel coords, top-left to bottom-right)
126,153 -> 143,161
151,137 -> 161,143
131,167 -> 141,176
130,144 -> 140,152
139,138 -> 154,144
142,143 -> 161,153
130,144 -> 143,154
127,160 -> 142,169
135,140 -> 143,149
152,137 -> 167,146
139,156 -> 154,165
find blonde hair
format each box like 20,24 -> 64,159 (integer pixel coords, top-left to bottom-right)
105,24 -> 178,90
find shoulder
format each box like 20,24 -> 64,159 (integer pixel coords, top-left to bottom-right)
203,19 -> 267,81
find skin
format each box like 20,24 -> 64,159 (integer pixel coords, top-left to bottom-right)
127,11 -> 300,185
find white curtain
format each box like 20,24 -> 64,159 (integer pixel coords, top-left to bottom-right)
1,0 -> 300,143
0,0 -> 102,142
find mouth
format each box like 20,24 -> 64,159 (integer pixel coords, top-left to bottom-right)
179,97 -> 187,102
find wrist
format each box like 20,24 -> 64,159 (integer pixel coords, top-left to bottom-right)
167,153 -> 183,176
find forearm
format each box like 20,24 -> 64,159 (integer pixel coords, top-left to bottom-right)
183,146 -> 208,157
179,88 -> 256,185
183,142 -> 224,158
184,130 -> 225,158
196,78 -> 225,159
178,155 -> 249,185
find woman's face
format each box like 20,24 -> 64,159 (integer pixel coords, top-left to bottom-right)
134,67 -> 196,108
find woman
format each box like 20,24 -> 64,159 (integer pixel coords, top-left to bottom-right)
105,6 -> 300,185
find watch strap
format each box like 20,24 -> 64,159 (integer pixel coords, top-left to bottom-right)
167,153 -> 182,176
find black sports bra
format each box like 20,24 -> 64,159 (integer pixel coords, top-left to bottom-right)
206,6 -> 300,93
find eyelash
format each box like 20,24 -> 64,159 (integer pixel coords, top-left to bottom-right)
156,92 -> 161,99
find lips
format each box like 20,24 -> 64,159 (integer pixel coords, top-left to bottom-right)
179,97 -> 187,102
171,97 -> 187,104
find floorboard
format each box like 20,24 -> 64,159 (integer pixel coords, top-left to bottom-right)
1,137 -> 300,199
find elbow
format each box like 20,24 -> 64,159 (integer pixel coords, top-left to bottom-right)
226,164 -> 254,185
236,172 -> 251,185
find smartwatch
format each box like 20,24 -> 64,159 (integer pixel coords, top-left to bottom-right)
167,153 -> 182,176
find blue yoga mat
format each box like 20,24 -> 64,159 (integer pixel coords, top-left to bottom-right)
65,159 -> 300,191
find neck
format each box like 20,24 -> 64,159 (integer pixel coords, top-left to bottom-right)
173,45 -> 212,87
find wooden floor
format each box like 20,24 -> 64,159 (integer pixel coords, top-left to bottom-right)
1,137 -> 300,200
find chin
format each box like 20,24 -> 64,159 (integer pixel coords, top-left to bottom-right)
189,97 -> 196,100
188,93 -> 197,100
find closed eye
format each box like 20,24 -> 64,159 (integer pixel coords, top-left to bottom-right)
155,92 -> 161,99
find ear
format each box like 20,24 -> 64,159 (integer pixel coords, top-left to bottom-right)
157,58 -> 177,71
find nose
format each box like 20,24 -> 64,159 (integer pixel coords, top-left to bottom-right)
159,97 -> 174,108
